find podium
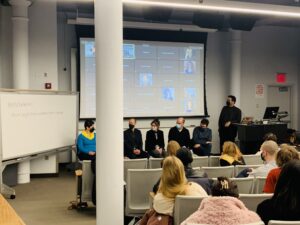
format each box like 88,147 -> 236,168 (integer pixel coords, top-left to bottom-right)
236,123 -> 287,154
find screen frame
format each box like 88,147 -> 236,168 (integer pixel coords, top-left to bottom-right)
76,26 -> 209,119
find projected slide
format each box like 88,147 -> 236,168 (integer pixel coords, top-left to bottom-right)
80,38 -> 205,118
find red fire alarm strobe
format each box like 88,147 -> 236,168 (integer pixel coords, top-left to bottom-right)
45,83 -> 52,89
276,73 -> 286,83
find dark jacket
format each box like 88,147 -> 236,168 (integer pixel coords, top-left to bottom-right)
257,198 -> 300,225
124,128 -> 144,159
218,106 -> 241,141
192,127 -> 212,156
168,126 -> 191,147
145,130 -> 165,157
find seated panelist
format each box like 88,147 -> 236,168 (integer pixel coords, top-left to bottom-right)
192,118 -> 212,156
77,119 -> 96,160
124,118 -> 148,159
145,118 -> 165,158
168,117 -> 191,148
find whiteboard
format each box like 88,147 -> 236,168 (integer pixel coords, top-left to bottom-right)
0,92 -> 78,160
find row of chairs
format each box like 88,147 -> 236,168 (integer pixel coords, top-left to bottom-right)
125,154 -> 263,170
125,168 -> 267,218
77,162 -> 299,225
125,162 -> 264,181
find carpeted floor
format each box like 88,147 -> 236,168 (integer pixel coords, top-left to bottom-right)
7,166 -> 96,225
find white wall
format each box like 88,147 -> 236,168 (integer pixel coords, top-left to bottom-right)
0,1 -> 58,90
57,12 -> 77,92
240,26 -> 300,130
28,0 -> 58,90
0,6 -> 13,88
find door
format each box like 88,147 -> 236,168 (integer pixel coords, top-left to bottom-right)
267,86 -> 292,127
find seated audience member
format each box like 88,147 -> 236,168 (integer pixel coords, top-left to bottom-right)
152,156 -> 208,217
255,133 -> 278,156
166,140 -> 181,156
145,119 -> 165,158
123,118 -> 148,159
264,132 -> 278,143
285,129 -> 296,145
181,177 -> 262,225
192,118 -> 212,156
176,148 -> 212,194
77,119 -> 96,160
219,141 -> 245,166
168,117 -> 191,148
263,144 -> 299,193
257,160 -> 300,224
153,148 -> 212,194
237,140 -> 279,178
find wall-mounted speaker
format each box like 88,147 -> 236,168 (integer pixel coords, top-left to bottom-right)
193,12 -> 225,30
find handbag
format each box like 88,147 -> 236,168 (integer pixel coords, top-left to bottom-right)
137,208 -> 173,225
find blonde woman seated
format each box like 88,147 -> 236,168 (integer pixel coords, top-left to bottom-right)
181,177 -> 262,225
166,140 -> 181,156
153,156 -> 208,216
220,141 -> 245,166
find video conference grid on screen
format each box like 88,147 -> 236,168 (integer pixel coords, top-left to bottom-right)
80,38 -> 205,118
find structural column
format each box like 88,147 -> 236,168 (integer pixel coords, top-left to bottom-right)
229,30 -> 242,106
9,0 -> 31,184
95,0 -> 123,224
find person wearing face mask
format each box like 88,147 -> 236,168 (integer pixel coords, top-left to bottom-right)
168,117 -> 191,148
236,140 -> 278,178
192,119 -> 212,156
218,95 -> 241,153
124,118 -> 149,159
145,119 -> 165,158
76,119 -> 96,160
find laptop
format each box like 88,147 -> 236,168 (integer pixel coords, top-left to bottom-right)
263,107 -> 279,120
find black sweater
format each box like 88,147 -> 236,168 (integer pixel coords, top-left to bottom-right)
168,126 -> 191,147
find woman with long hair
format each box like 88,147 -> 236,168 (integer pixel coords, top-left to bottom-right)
166,140 -> 181,156
220,141 -> 245,166
153,156 -> 207,216
257,160 -> 300,224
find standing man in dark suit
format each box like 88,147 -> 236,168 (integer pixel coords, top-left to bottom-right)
168,117 -> 191,148
124,118 -> 148,159
218,95 -> 242,153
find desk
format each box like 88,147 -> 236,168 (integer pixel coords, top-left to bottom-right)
237,123 -> 287,154
0,194 -> 26,225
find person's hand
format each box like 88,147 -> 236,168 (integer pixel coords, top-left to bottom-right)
88,151 -> 96,156
194,144 -> 201,148
156,148 -> 162,155
247,168 -> 254,175
133,149 -> 141,155
206,141 -> 212,144
225,121 -> 231,127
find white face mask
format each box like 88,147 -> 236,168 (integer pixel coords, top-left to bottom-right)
176,124 -> 182,129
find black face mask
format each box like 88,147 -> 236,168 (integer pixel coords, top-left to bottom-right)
129,124 -> 134,130
260,152 -> 265,161
226,101 -> 230,106
90,127 -> 95,133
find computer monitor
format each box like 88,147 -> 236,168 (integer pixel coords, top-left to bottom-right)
263,107 -> 279,120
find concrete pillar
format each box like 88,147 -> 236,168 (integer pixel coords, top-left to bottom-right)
9,0 -> 31,184
229,30 -> 242,107
94,0 -> 123,224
